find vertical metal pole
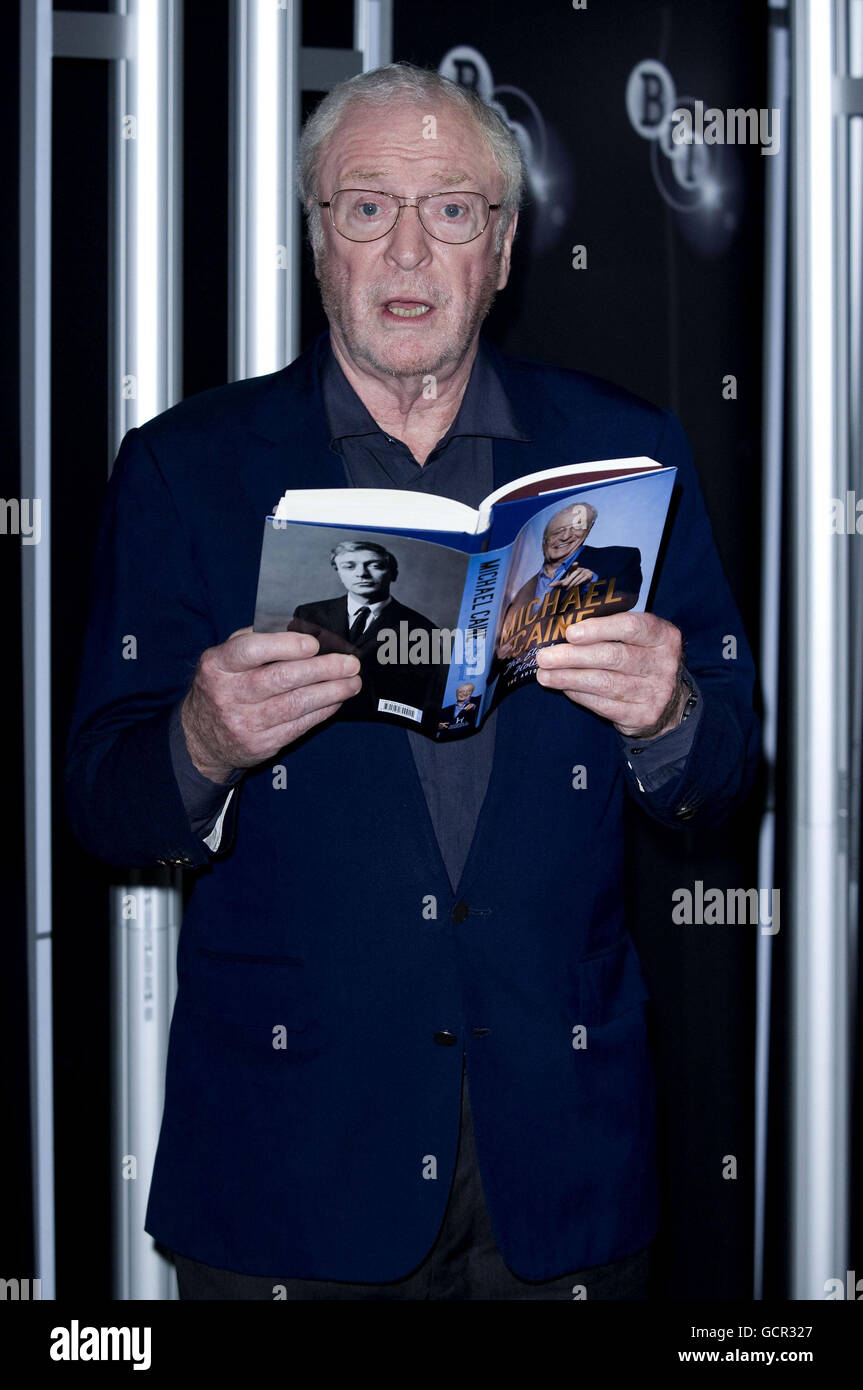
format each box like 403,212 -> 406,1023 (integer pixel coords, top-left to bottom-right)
844,0 -> 863,1149
19,0 -> 56,1302
229,0 -> 300,379
354,0 -> 393,69
754,0 -> 790,1301
111,881 -> 179,1300
112,0 -> 183,445
789,0 -> 850,1300
109,0 -> 184,1300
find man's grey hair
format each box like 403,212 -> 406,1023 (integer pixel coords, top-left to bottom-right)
297,63 -> 527,254
543,502 -> 598,540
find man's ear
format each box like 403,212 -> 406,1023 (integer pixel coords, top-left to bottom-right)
496,211 -> 519,291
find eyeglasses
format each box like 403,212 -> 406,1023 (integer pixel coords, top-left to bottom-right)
317,189 -> 501,244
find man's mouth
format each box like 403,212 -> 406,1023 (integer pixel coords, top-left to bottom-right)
383,299 -> 433,319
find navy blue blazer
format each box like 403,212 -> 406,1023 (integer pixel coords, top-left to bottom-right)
65,331 -> 759,1281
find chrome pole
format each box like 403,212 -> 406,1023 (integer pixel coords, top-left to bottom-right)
20,0 -> 56,1301
789,0 -> 851,1301
108,0 -> 184,1300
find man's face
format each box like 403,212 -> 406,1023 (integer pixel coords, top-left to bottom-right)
456,683 -> 475,704
332,550 -> 392,602
311,100 -> 518,380
543,507 -> 590,564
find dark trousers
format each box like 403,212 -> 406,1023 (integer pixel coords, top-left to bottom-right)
173,1062 -> 651,1300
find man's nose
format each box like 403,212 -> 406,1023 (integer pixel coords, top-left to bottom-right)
383,204 -> 433,268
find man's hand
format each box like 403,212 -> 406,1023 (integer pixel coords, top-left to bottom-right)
181,627 -> 362,782
553,565 -> 593,589
534,612 -> 687,739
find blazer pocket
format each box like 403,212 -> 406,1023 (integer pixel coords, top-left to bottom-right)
182,946 -> 323,1042
574,935 -> 650,1030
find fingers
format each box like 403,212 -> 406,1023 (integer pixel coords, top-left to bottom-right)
219,629 -> 321,673
535,663 -> 671,733
187,628 -> 364,771
537,638 -> 630,673
535,614 -> 681,676
536,637 -> 668,679
559,612 -> 677,649
238,652 -> 361,703
237,700 -> 353,765
247,673 -> 363,732
536,663 -> 648,703
556,567 -> 592,589
211,676 -> 363,764
533,613 -> 683,735
556,688 -> 658,731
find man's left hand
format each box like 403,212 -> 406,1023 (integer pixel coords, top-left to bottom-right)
534,612 -> 687,740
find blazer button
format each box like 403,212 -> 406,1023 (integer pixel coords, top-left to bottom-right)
675,804 -> 698,822
434,1030 -> 458,1046
452,901 -> 469,924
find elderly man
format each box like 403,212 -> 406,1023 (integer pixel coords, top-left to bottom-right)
437,682 -> 479,736
66,63 -> 758,1300
498,502 -> 643,662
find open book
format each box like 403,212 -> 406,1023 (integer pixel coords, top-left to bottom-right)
253,457 -> 676,740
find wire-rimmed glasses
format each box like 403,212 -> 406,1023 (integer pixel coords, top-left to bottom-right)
317,189 -> 501,244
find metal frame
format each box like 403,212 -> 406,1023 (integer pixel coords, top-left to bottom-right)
20,0 -> 185,1301
20,0 -> 56,1304
843,2 -> 863,1282
788,0 -> 853,1300
107,0 -> 185,1301
228,0 -> 392,381
229,0 -> 300,378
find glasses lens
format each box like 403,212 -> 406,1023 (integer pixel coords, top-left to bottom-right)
330,190 -> 399,241
419,192 -> 489,242
328,190 -> 492,242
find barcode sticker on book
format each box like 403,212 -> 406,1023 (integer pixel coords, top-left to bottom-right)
377,699 -> 423,724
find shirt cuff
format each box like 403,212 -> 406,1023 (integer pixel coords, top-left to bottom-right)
617,672 -> 702,792
169,701 -> 244,841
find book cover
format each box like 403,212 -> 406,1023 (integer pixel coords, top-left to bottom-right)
253,460 -> 676,740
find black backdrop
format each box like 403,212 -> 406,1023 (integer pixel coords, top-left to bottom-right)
3,0 -> 775,1300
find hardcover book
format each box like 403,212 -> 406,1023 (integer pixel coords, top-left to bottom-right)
253,457 -> 676,740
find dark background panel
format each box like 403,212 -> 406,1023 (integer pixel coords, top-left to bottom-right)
51,53 -> 113,1303
183,3 -> 230,400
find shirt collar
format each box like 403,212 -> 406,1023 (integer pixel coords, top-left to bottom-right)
321,334 -> 530,448
346,593 -> 390,620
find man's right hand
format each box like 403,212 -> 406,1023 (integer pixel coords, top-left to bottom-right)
181,627 -> 362,783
